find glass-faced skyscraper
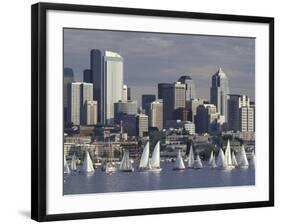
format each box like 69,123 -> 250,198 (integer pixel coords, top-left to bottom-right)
210,68 -> 229,123
90,50 -> 124,124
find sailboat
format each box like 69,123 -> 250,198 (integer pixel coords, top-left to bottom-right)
225,140 -> 234,169
193,154 -> 203,169
231,151 -> 238,167
238,145 -> 249,168
187,145 -> 195,168
249,151 -> 255,168
216,148 -> 228,169
70,153 -> 77,171
139,142 -> 150,171
210,154 -> 217,169
148,141 -> 162,172
80,151 -> 95,173
119,150 -> 134,172
208,151 -> 214,166
64,154 -> 70,174
173,150 -> 185,170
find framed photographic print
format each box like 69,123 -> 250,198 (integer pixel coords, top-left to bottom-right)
31,2 -> 274,222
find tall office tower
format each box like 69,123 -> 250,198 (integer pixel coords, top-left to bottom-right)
240,106 -> 254,132
228,94 -> 250,131
63,68 -> 74,123
137,114 -> 148,137
114,100 -> 138,124
178,75 -> 196,103
127,87 -> 131,100
67,82 -> 93,125
189,98 -> 205,122
148,99 -> 163,130
122,85 -> 128,102
173,108 -> 189,121
195,104 -> 223,134
122,114 -> 137,136
210,68 -> 230,122
85,100 -> 98,125
158,82 -> 186,126
90,49 -> 124,124
83,69 -> 92,83
142,94 -> 156,114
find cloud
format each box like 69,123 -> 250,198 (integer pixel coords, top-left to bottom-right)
64,28 -> 255,103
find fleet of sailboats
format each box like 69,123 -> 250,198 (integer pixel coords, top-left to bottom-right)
63,140 -> 254,175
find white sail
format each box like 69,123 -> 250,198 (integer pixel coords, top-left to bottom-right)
70,153 -> 77,171
225,139 -> 233,167
232,151 -> 238,167
81,151 -> 94,173
238,145 -> 249,168
150,141 -> 161,168
208,151 -> 214,165
210,154 -> 217,168
174,150 -> 185,170
249,151 -> 255,167
216,148 -> 227,169
187,145 -> 195,168
193,154 -> 203,169
139,142 -> 150,169
119,150 -> 133,171
64,155 -> 70,174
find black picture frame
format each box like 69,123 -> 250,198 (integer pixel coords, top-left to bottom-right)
31,2 -> 274,222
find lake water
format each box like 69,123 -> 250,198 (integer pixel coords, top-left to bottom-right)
63,162 -> 255,195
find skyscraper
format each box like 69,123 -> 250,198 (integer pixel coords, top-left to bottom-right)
114,100 -> 138,124
142,94 -> 156,114
195,104 -> 224,134
67,82 -> 93,125
85,100 -> 98,125
228,94 -> 254,132
158,82 -> 186,127
90,49 -> 124,124
83,69 -> 92,83
178,75 -> 196,103
210,68 -> 229,122
148,99 -> 163,130
189,98 -> 205,122
63,68 -> 74,123
122,85 -> 128,102
137,114 -> 148,137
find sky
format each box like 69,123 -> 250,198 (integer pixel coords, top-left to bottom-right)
64,28 -> 255,105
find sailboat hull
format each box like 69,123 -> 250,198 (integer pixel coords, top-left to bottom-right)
146,168 -> 162,172
173,168 -> 185,171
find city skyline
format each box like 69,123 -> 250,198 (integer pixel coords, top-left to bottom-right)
64,28 -> 255,105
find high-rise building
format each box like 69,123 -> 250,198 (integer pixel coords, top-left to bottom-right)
137,114 -> 148,137
178,75 -> 196,103
240,106 -> 254,132
195,104 -> 223,134
114,100 -> 138,124
127,87 -> 131,100
122,115 -> 137,136
83,69 -> 92,83
63,68 -> 74,123
148,99 -> 163,130
210,68 -> 229,122
122,85 -> 128,102
189,98 -> 205,122
67,82 -> 93,125
142,94 -> 156,114
158,82 -> 186,127
85,100 -> 98,125
90,49 -> 124,124
228,94 -> 249,131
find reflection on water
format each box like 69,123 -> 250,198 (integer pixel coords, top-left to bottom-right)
63,162 -> 255,195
